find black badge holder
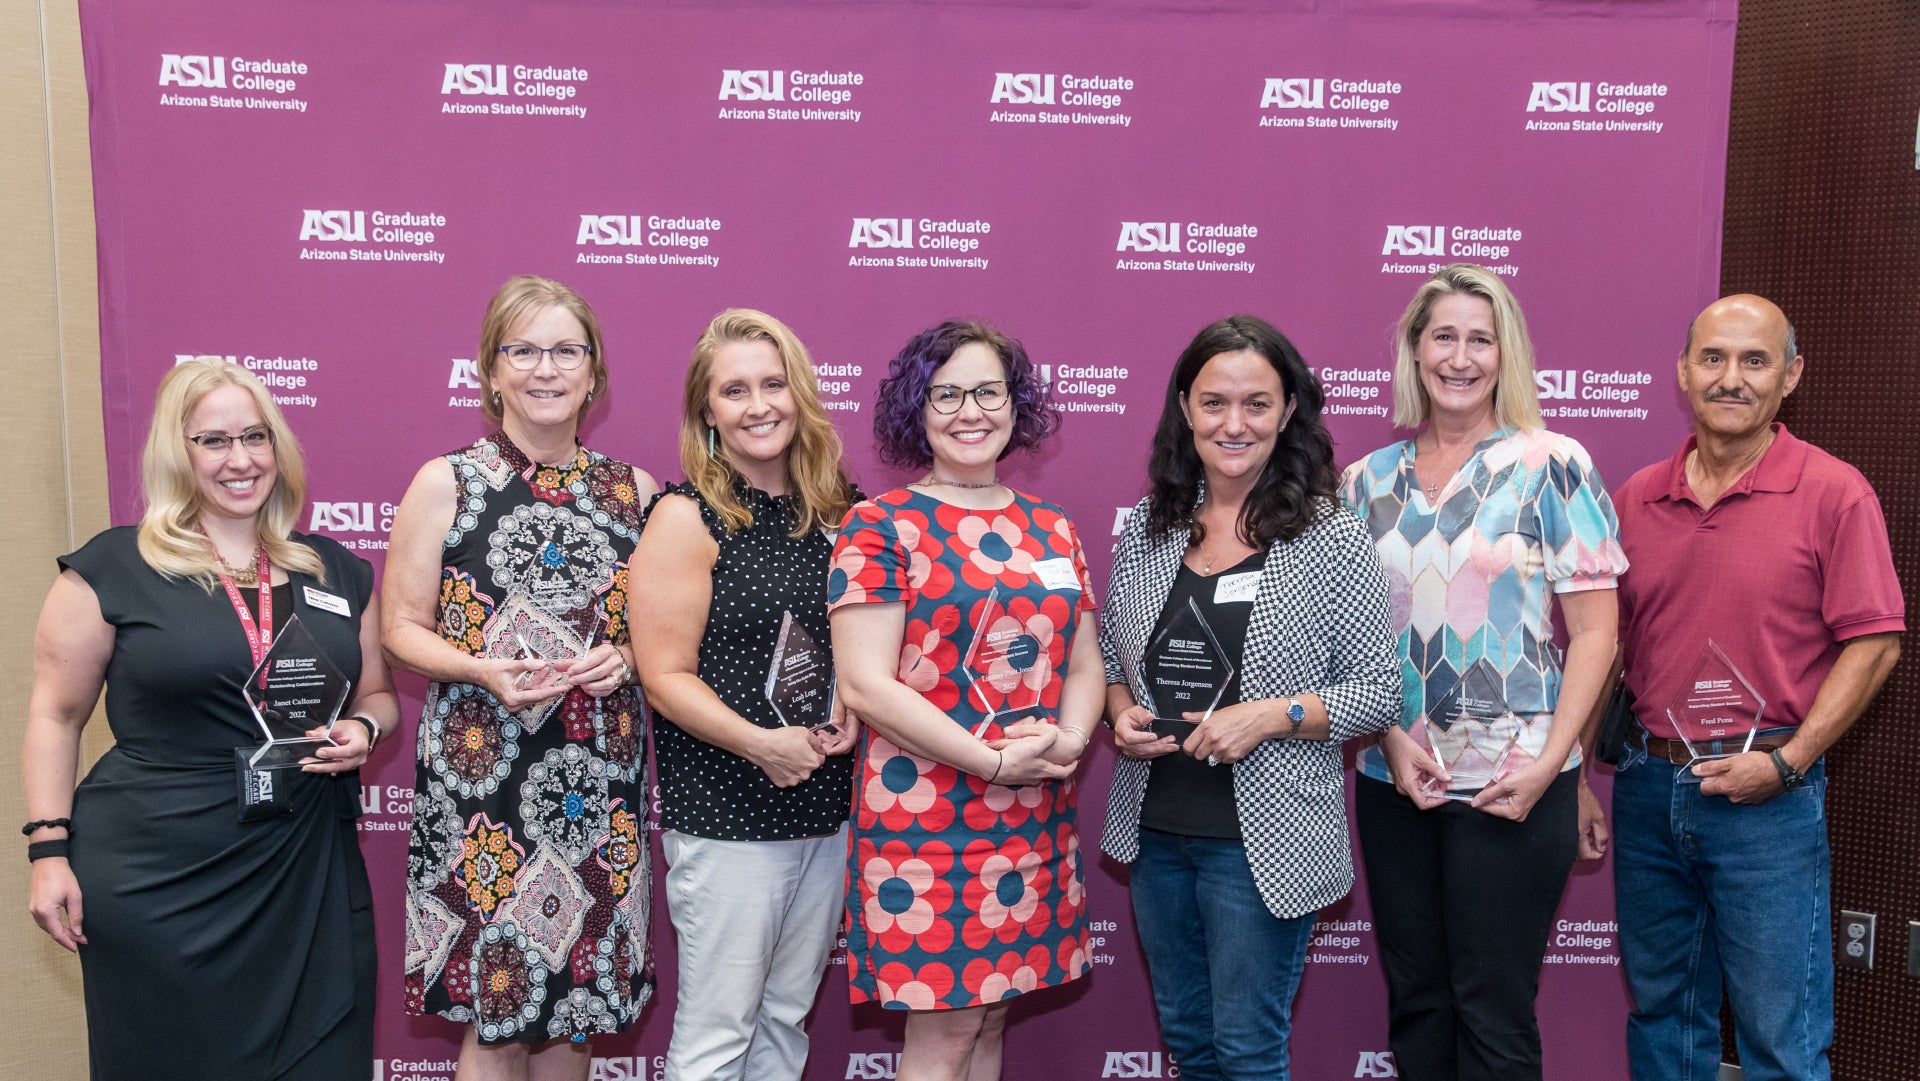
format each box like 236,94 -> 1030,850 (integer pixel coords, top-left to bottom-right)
235,747 -> 294,821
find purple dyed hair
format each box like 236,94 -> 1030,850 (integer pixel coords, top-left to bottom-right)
871,320 -> 1060,469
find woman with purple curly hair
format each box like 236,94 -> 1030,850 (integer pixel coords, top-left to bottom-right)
829,320 -> 1105,1080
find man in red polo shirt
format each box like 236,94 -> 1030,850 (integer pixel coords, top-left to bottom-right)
1611,294 -> 1903,1081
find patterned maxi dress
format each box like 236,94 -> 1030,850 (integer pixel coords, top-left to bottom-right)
404,432 -> 652,1044
827,487 -> 1095,1010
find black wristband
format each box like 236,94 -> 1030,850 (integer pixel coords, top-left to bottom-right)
27,840 -> 70,862
1770,748 -> 1805,792
346,714 -> 380,747
21,818 -> 71,837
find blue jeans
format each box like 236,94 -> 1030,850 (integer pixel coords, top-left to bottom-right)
1613,752 -> 1833,1081
1129,828 -> 1316,1081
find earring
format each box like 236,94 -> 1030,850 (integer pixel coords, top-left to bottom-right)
490,392 -> 500,408
585,391 -> 593,405
707,426 -> 716,455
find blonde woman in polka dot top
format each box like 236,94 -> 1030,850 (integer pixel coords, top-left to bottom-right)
631,309 -> 860,1081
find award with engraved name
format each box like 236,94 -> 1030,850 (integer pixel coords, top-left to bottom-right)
245,614 -> 351,770
1667,639 -> 1762,782
964,587 -> 1052,737
482,572 -> 601,734
1423,658 -> 1521,800
1141,596 -> 1237,728
765,610 -> 838,732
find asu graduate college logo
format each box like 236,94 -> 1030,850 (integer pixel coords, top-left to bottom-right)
584,1057 -> 657,1080
719,69 -> 784,101
441,63 -> 509,96
715,67 -> 864,122
992,72 -> 1055,104
1536,369 -> 1578,401
846,218 -> 992,270
159,54 -> 224,87
310,501 -> 395,551
297,208 -> 448,265
845,1052 -> 901,1079
989,71 -> 1134,127
158,53 -> 309,111
1524,80 -> 1668,133
1101,1051 -> 1172,1077
438,61 -> 589,118
1256,76 -> 1401,130
574,214 -> 722,268
300,210 -> 366,243
1116,222 -> 1179,254
1263,77 -> 1323,108
1354,1050 -> 1400,1077
849,218 -> 914,249
1527,81 -> 1592,112
1380,225 -> 1443,257
1377,225 -> 1522,278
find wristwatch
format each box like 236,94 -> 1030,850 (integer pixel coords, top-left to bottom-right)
1770,748 -> 1805,792
1281,697 -> 1306,740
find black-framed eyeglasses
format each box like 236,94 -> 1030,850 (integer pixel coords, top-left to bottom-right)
926,381 -> 1011,414
498,343 -> 592,370
187,427 -> 274,454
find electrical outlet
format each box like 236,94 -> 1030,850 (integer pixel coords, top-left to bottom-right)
1839,910 -> 1875,970
1907,921 -> 1920,978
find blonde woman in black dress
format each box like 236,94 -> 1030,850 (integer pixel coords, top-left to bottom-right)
24,359 -> 396,1080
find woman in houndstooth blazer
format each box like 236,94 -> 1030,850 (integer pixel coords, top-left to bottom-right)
1100,316 -> 1400,1081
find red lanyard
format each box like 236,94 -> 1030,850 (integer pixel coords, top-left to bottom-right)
212,546 -> 274,677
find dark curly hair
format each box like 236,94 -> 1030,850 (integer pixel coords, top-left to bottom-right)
1144,315 -> 1337,547
871,320 -> 1060,469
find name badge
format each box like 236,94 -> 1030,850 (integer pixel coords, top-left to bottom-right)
1033,557 -> 1080,592
1214,572 -> 1261,604
303,586 -> 351,617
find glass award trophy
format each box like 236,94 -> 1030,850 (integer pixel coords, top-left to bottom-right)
1667,639 -> 1762,783
765,610 -> 838,732
1422,658 -> 1521,800
964,587 -> 1049,737
244,614 -> 352,770
482,572 -> 600,734
1140,596 -> 1236,740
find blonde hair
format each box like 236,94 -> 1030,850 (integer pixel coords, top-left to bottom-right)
679,309 -> 853,536
136,359 -> 325,586
476,275 -> 609,427
1390,262 -> 1543,432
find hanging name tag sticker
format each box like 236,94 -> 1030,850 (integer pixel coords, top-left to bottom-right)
1214,572 -> 1261,604
1032,557 -> 1080,592
303,586 -> 351,617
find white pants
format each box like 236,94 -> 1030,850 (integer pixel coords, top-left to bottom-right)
660,824 -> 849,1081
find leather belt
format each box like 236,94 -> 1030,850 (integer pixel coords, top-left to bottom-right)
1638,733 -> 1787,766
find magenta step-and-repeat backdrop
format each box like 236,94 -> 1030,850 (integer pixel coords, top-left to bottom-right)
79,1 -> 1735,1077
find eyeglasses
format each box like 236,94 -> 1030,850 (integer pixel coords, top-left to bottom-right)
187,427 -> 274,454
498,343 -> 592,370
926,381 -> 1011,414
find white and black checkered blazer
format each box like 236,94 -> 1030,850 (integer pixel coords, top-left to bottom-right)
1098,494 -> 1400,919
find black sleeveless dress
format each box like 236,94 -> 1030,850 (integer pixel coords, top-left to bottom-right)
61,526 -> 376,1081
403,432 -> 652,1044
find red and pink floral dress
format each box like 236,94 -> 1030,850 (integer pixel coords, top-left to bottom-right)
828,486 -> 1096,1010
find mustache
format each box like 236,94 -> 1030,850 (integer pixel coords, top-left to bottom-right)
1704,388 -> 1755,404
